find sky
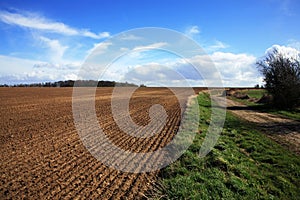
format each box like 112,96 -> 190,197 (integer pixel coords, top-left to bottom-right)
0,0 -> 300,86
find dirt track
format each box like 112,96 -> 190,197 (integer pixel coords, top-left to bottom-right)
0,87 -> 202,199
218,97 -> 300,155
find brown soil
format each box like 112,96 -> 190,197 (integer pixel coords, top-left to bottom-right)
0,87 -> 203,199
215,96 -> 300,155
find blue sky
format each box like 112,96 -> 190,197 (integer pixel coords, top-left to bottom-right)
0,0 -> 300,86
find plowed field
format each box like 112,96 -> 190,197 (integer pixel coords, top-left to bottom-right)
0,87 -> 202,199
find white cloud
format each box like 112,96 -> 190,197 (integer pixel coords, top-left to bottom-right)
39,36 -> 68,63
205,40 -> 229,52
184,26 -> 228,52
133,42 -> 168,51
171,56 -> 216,81
0,65 -> 80,84
123,63 -> 195,87
33,62 -> 81,70
162,52 -> 259,87
0,54 -> 81,84
80,44 -> 299,87
120,47 -> 129,51
63,73 -> 78,80
0,51 -> 259,87
185,25 -> 200,36
91,43 -> 261,87
0,10 -> 110,39
0,11 -> 76,34
210,52 -> 260,86
0,55 -> 40,74
118,34 -> 143,41
265,44 -> 300,59
86,42 -> 113,57
0,47 -> 262,87
124,52 -> 259,87
82,31 -> 110,39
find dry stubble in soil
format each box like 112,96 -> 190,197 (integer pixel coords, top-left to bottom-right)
0,87 -> 203,199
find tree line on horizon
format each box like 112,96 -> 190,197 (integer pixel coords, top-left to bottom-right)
0,80 -> 141,88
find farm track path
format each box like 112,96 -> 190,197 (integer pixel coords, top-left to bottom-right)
214,96 -> 300,155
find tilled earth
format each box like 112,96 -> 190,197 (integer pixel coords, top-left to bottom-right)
0,87 -> 202,199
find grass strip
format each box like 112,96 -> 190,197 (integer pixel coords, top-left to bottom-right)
155,92 -> 300,199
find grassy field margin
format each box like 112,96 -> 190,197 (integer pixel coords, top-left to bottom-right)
153,92 -> 300,199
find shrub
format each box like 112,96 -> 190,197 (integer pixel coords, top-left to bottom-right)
256,49 -> 300,109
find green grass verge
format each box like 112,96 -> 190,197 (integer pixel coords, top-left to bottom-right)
229,89 -> 300,121
156,92 -> 300,199
268,109 -> 300,121
246,89 -> 268,99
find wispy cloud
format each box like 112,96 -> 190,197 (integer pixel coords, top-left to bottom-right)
185,25 -> 200,37
86,42 -> 113,56
187,26 -> 200,34
82,31 -> 110,39
205,40 -> 229,52
119,34 -> 143,41
39,36 -> 68,63
133,42 -> 168,51
0,10 -> 110,39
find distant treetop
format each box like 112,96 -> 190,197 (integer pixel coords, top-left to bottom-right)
0,80 -> 141,88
